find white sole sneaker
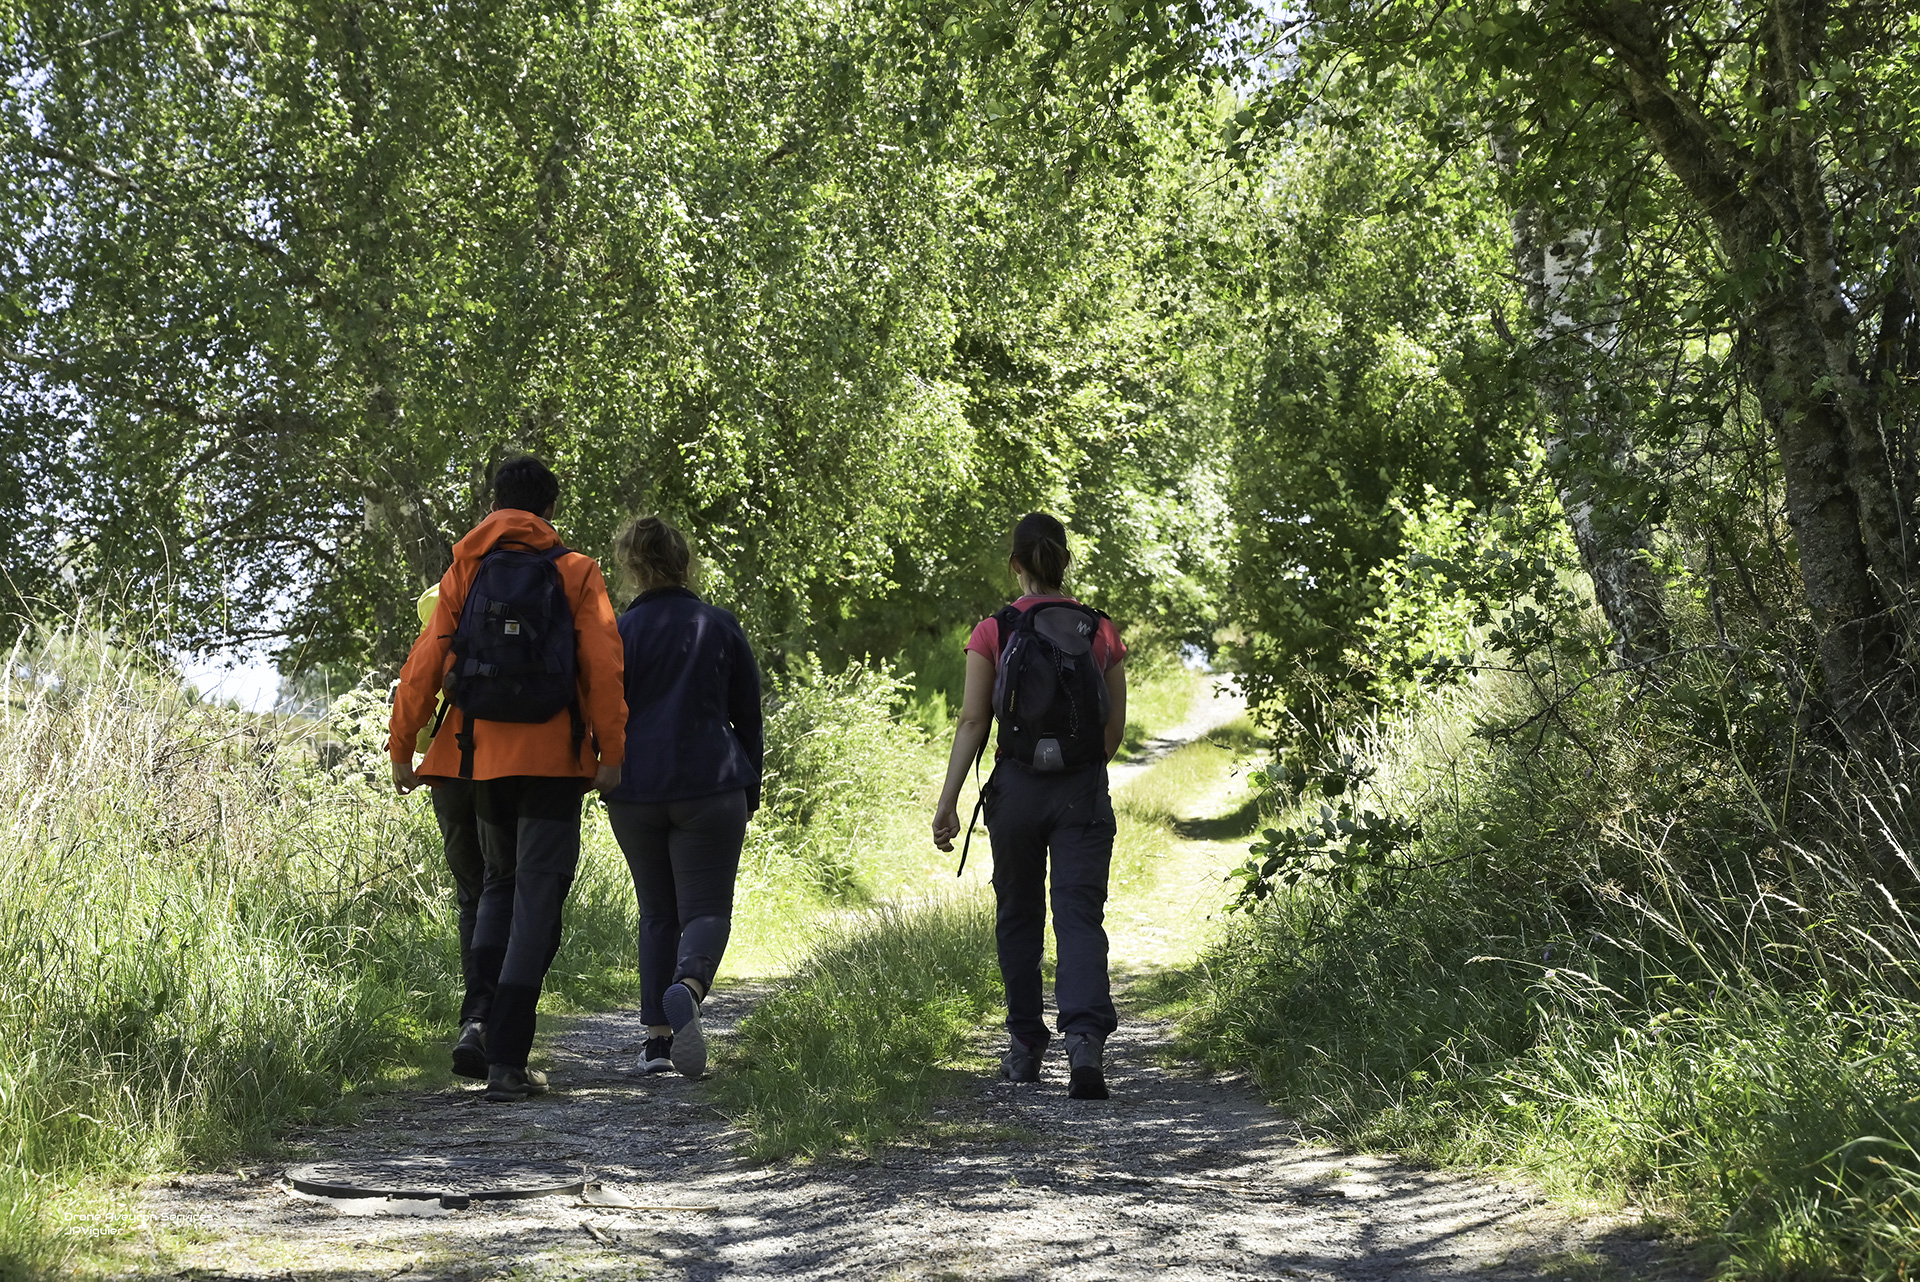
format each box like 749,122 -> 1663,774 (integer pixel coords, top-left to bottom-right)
639,1038 -> 673,1074
663,983 -> 706,1078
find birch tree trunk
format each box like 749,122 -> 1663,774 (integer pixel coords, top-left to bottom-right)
1497,135 -> 1671,663
1573,0 -> 1911,748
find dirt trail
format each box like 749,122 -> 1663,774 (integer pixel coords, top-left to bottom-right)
137,997 -> 1688,1282
133,682 -> 1695,1282
1105,679 -> 1254,971
1107,676 -> 1248,793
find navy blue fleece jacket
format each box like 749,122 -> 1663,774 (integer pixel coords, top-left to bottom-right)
604,587 -> 764,810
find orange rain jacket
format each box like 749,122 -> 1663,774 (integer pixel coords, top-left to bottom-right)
387,509 -> 627,781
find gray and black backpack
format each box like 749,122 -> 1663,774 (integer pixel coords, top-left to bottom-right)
990,600 -> 1113,773
953,599 -> 1113,876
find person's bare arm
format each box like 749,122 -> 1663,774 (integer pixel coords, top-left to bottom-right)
1104,658 -> 1128,761
933,649 -> 997,851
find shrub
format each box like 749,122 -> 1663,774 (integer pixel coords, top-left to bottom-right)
749,654 -> 931,899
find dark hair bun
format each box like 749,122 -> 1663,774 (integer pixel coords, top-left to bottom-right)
1010,512 -> 1071,591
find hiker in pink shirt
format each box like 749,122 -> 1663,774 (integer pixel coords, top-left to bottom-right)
933,512 -> 1127,1100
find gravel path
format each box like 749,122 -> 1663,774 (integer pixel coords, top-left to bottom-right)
132,680 -> 1695,1281
137,986 -> 1691,1282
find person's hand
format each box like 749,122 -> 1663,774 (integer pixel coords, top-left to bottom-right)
593,763 -> 622,793
932,799 -> 961,852
392,758 -> 421,795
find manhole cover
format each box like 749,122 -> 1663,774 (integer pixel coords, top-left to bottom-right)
287,1158 -> 588,1209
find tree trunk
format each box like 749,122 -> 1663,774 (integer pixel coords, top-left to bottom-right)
1498,136 -> 1671,662
1576,0 -> 1911,746
1750,298 -> 1905,736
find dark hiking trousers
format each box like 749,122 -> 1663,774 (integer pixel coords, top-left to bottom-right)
466,775 -> 587,1070
605,791 -> 749,1027
983,762 -> 1120,1046
431,779 -> 487,1025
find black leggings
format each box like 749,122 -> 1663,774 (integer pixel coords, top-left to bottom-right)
606,791 -> 749,1026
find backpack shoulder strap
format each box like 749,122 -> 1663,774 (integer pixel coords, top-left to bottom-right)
993,604 -> 1026,656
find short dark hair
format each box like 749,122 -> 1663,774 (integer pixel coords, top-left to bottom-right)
492,454 -> 559,515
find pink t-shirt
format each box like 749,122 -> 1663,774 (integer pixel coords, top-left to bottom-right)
965,596 -> 1127,671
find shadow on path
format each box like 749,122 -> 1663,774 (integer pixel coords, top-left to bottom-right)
140,985 -> 1695,1282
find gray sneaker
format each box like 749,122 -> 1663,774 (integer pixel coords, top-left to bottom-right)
1002,1035 -> 1044,1084
663,982 -> 706,1078
1065,1032 -> 1108,1100
639,1035 -> 673,1075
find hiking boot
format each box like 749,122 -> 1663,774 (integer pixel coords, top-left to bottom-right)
639,1036 -> 673,1075
1065,1032 -> 1109,1100
451,1021 -> 487,1080
663,982 -> 706,1078
483,1064 -> 550,1102
1001,1035 -> 1045,1084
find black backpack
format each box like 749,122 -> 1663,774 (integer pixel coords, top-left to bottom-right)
441,541 -> 581,775
991,600 -> 1113,772
954,600 -> 1112,876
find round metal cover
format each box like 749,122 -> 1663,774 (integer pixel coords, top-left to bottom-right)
287,1158 -> 588,1209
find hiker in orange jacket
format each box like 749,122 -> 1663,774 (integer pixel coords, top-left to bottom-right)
388,455 -> 627,1101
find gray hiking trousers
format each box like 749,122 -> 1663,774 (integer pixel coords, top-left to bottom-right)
467,775 -> 587,1070
983,761 -> 1120,1045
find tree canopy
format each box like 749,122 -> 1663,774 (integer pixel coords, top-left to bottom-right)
1,0 -> 1238,679
7,0 -> 1920,759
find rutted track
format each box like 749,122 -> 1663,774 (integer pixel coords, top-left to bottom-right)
134,991 -> 1690,1281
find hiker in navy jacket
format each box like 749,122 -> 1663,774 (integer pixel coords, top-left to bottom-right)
602,515 -> 763,1078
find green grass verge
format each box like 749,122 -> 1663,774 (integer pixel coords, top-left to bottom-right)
0,632 -> 648,1276
714,898 -> 1002,1160
1178,664 -> 1920,1279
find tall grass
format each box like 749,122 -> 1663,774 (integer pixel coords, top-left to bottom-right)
1183,656 -> 1920,1279
748,654 -> 937,902
0,628 -> 638,1273
714,898 -> 1001,1160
